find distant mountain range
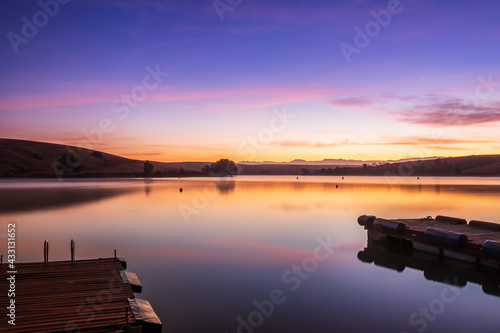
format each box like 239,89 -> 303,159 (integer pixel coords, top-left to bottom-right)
239,157 -> 441,166
1,138 -> 500,177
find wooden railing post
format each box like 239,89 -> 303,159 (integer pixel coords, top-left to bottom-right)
71,239 -> 75,262
44,240 -> 49,264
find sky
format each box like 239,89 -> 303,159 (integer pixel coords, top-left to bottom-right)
1,0 -> 500,162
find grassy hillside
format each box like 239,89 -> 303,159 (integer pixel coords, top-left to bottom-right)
2,138 -> 500,177
313,155 -> 500,177
0,139 -> 203,178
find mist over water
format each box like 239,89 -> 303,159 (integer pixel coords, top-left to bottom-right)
1,176 -> 500,333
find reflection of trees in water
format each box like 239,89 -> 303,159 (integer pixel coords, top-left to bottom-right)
216,181 -> 235,195
144,179 -> 153,197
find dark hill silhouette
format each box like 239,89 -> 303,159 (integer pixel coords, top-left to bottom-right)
0,139 -> 205,178
2,138 -> 500,177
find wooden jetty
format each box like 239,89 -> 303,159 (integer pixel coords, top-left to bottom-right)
0,257 -> 162,333
358,215 -> 500,268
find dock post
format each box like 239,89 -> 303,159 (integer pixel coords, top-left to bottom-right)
1,254 -> 2,265
44,240 -> 49,264
71,239 -> 75,262
114,249 -> 117,259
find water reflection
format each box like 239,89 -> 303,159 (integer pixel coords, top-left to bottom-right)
3,176 -> 500,332
358,232 -> 500,297
215,180 -> 235,195
144,178 -> 153,197
0,182 -> 140,213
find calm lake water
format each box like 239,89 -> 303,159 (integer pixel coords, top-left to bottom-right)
1,176 -> 500,332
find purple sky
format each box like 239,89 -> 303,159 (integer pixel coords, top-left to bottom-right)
1,0 -> 499,162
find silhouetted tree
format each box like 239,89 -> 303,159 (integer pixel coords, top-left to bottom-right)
92,151 -> 104,158
144,160 -> 154,176
208,159 -> 238,176
301,168 -> 309,175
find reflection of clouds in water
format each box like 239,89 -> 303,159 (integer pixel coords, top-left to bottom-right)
270,203 -> 329,212
215,181 -> 235,195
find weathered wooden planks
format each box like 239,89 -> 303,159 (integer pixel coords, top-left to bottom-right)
0,258 -> 161,333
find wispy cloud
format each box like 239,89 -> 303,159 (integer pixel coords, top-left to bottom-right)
329,92 -> 500,126
271,137 -> 495,148
396,98 -> 500,126
329,97 -> 375,107
272,140 -> 345,148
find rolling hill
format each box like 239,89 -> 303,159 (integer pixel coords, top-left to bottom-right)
0,139 -> 205,178
2,138 -> 500,177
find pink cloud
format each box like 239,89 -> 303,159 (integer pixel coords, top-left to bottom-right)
136,239 -> 314,265
329,97 -> 375,107
0,82 -> 364,113
271,137 -> 495,148
396,98 -> 500,126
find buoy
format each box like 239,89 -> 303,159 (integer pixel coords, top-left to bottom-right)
358,215 -> 376,226
435,215 -> 467,225
424,270 -> 467,287
357,250 -> 374,263
342,177 -> 344,180
424,227 -> 467,248
297,177 -> 299,179
373,218 -> 406,234
482,240 -> 500,259
417,176 -> 420,180
469,220 -> 500,231
336,185 -> 338,188
179,188 -> 183,193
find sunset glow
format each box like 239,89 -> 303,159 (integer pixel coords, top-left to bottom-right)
1,1 -> 499,162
